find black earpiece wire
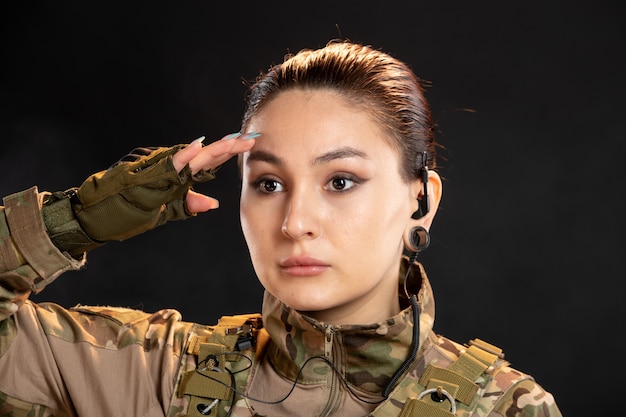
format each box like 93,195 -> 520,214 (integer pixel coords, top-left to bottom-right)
383,152 -> 429,397
195,351 -> 386,410
382,253 -> 421,398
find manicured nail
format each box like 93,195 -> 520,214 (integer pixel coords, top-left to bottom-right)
241,131 -> 261,140
193,136 -> 206,144
222,132 -> 241,141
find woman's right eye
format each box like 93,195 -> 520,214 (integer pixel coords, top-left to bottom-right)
255,179 -> 284,194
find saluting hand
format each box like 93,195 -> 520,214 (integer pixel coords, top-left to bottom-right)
173,132 -> 258,214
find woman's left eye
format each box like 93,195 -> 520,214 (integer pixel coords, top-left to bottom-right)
326,176 -> 358,192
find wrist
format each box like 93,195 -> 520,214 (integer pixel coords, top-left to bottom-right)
42,189 -> 104,258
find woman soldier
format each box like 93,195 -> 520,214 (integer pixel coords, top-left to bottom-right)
0,40 -> 562,416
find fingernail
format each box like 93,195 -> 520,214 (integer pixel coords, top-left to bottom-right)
193,136 -> 206,144
222,132 -> 241,141
241,131 -> 261,140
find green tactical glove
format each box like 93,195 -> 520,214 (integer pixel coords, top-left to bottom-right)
43,144 -> 216,257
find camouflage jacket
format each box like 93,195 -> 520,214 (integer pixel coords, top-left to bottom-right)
0,187 -> 563,416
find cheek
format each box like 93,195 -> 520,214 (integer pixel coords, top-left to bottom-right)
327,206 -> 398,258
240,208 -> 266,280
240,206 -> 260,246
239,196 -> 258,249
358,199 -> 411,249
240,196 -> 277,256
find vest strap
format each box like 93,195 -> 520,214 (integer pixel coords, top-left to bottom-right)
419,366 -> 478,405
178,369 -> 232,400
179,314 -> 264,416
412,338 -> 504,411
399,397 -> 456,417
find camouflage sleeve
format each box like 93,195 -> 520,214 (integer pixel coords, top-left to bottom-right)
0,301 -> 199,415
491,378 -> 563,417
0,187 -> 205,415
0,187 -> 84,321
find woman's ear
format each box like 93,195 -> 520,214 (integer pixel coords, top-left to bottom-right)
403,170 -> 442,253
411,170 -> 442,231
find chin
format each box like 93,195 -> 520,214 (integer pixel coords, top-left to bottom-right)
279,293 -> 338,315
285,299 -> 332,314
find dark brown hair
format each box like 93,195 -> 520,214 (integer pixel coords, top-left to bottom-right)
241,40 -> 437,181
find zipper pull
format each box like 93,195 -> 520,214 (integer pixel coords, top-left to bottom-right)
324,325 -> 334,358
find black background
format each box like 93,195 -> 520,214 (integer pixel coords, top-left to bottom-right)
2,1 -> 624,415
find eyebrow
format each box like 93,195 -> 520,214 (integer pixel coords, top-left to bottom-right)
246,146 -> 368,167
314,147 -> 367,164
246,149 -> 282,166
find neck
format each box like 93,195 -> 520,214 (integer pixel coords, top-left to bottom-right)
303,289 -> 401,325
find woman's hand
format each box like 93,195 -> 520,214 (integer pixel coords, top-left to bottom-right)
173,132 -> 258,214
68,132 -> 258,243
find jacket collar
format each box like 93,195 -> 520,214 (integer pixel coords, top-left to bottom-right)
260,260 -> 435,395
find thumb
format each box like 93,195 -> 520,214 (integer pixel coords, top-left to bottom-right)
185,189 -> 219,214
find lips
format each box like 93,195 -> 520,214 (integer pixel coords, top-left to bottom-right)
280,256 -> 330,276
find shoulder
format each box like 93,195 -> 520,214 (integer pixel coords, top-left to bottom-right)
22,302 -> 202,354
487,375 -> 562,417
426,334 -> 562,416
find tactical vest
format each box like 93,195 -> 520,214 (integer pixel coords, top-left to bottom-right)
176,314 -> 512,417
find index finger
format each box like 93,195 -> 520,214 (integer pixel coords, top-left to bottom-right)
188,132 -> 260,174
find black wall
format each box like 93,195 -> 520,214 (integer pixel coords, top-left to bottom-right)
2,1 -> 624,415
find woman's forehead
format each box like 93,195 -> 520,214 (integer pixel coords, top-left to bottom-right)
242,90 -> 404,169
247,90 -> 383,138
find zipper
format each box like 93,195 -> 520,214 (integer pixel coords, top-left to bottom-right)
320,325 -> 341,417
324,325 -> 334,358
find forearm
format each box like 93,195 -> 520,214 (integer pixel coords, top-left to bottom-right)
0,187 -> 85,317
0,143 -> 218,319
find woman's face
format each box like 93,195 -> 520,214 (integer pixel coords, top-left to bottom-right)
240,89 -> 420,325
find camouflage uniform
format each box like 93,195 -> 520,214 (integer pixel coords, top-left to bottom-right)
0,187 -> 562,417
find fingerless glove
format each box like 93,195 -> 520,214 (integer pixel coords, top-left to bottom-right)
43,145 -> 216,257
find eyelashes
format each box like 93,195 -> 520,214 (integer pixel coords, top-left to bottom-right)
254,178 -> 284,194
325,175 -> 361,192
252,174 -> 365,195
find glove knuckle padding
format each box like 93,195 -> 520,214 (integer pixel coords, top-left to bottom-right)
74,145 -> 215,242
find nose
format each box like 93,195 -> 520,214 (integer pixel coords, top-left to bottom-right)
281,192 -> 321,240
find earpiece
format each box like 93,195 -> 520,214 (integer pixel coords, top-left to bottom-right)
411,151 -> 430,219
